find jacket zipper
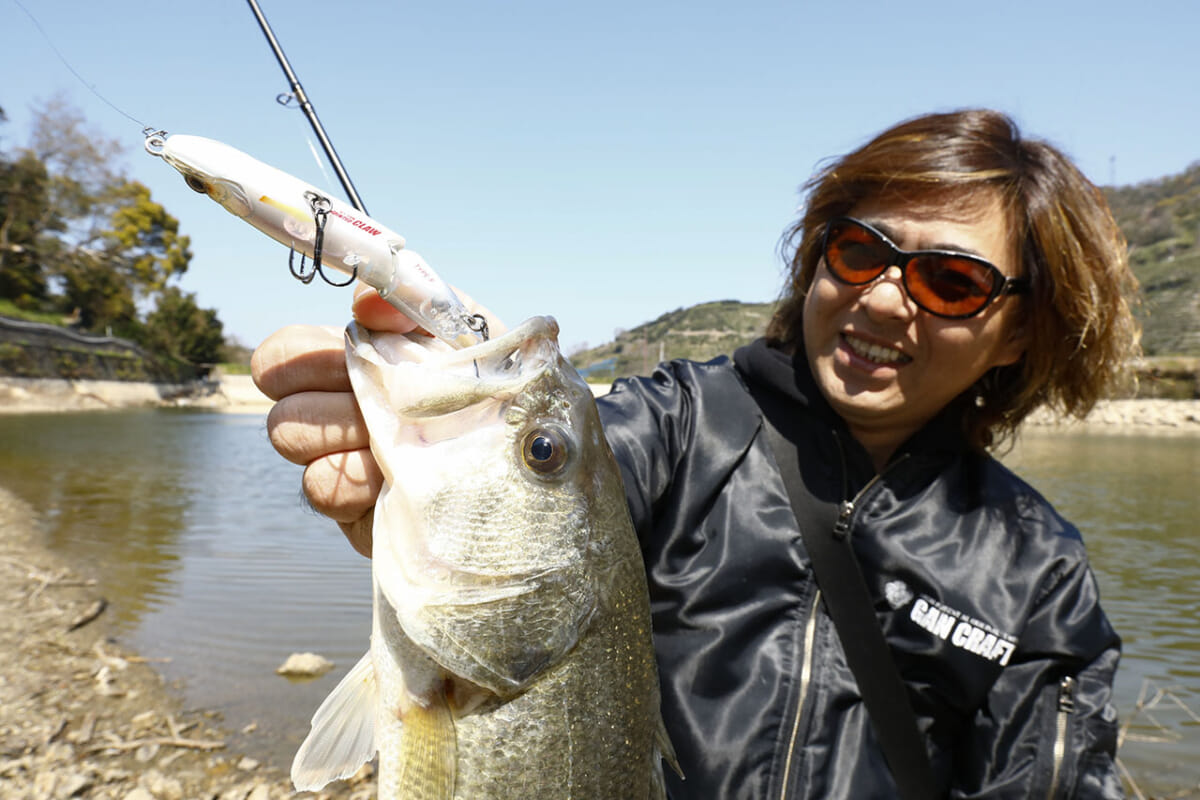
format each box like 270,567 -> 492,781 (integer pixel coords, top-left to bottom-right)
776,443 -> 910,799
1046,675 -> 1077,799
772,448 -> 902,796
778,590 -> 821,800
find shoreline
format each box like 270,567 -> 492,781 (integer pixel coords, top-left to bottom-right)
2,375 -> 1198,434
0,486 -> 373,799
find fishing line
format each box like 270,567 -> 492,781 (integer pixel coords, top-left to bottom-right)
245,0 -> 369,214
282,101 -> 341,195
9,0 -> 151,132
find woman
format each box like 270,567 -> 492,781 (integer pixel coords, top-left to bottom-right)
253,109 -> 1138,798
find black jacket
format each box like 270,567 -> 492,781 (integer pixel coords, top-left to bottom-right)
596,339 -> 1122,799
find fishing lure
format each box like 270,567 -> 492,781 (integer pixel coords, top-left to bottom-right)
145,132 -> 488,348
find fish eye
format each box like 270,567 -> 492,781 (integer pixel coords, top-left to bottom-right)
183,174 -> 209,194
520,427 -> 570,476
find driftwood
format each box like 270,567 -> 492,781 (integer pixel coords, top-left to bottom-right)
86,733 -> 226,755
1115,679 -> 1200,800
67,597 -> 107,631
84,711 -> 225,755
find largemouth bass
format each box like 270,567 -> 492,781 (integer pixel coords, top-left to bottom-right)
291,316 -> 678,798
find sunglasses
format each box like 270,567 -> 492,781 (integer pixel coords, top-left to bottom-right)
821,217 -> 1031,319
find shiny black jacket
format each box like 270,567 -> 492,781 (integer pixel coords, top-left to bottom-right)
596,339 -> 1123,799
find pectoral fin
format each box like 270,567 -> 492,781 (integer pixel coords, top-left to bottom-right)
291,652 -> 378,791
398,691 -> 457,799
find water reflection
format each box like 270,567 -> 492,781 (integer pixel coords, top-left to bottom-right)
1004,431 -> 1200,794
0,410 -> 373,766
0,411 -> 194,627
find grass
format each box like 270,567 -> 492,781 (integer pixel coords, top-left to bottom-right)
0,299 -> 67,326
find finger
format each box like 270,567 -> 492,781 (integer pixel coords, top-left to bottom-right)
353,283 -> 421,333
337,516 -> 373,559
352,282 -> 508,338
266,391 -> 369,466
301,449 -> 384,525
252,324 -> 348,400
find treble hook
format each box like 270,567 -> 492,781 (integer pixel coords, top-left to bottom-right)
288,192 -> 356,288
466,313 -> 490,342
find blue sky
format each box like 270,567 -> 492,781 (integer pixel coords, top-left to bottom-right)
3,0 -> 1197,353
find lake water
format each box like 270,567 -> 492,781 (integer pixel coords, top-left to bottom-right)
0,410 -> 1196,794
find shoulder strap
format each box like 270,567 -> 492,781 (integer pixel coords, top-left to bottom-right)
761,417 -> 938,800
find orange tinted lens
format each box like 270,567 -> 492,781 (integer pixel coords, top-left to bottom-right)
907,255 -> 996,316
827,222 -> 890,283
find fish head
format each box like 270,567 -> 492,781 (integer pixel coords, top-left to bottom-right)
347,316 -> 630,694
345,315 -> 612,544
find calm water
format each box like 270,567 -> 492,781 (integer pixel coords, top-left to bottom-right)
0,410 -> 1196,792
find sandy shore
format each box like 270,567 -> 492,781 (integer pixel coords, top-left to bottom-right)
0,487 -> 374,800
1023,398 -> 1200,434
0,375 -> 274,415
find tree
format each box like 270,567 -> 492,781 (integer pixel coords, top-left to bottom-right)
142,286 -> 223,365
0,151 -> 56,307
53,248 -> 138,333
101,179 -> 192,293
25,96 -> 123,240
0,97 -> 218,367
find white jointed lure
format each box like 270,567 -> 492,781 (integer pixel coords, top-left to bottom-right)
145,132 -> 487,349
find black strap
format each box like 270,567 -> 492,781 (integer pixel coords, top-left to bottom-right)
762,417 -> 938,800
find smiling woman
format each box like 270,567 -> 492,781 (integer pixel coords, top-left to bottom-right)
772,109 -> 1141,452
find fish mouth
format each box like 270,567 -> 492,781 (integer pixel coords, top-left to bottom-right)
346,315 -> 575,418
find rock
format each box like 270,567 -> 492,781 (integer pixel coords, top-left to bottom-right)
123,789 -> 156,800
134,742 -> 160,762
274,652 -> 334,678
237,756 -> 261,771
246,785 -> 272,800
56,772 -> 92,798
142,769 -> 184,800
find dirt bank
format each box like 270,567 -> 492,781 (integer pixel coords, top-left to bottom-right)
0,375 -> 273,415
0,487 -> 373,800
1024,398 -> 1200,433
3,376 -> 1200,434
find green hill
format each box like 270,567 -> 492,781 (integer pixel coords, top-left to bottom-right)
570,300 -> 776,383
1105,163 -> 1200,356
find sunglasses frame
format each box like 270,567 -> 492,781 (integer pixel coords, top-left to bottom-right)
821,216 -> 1031,319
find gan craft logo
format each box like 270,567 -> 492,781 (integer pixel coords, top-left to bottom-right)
908,593 -> 1017,666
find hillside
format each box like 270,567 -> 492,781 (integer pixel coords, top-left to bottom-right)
571,300 -> 776,383
572,163 -> 1200,387
1105,163 -> 1200,356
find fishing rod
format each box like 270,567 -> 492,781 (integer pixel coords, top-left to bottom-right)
244,0 -> 369,215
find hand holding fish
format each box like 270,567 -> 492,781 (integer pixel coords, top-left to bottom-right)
252,286 -> 504,557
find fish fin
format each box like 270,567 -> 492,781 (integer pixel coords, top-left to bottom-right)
655,712 -> 683,780
291,652 -> 378,792
398,690 -> 457,799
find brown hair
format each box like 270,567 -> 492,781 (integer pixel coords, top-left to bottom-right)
769,109 -> 1141,450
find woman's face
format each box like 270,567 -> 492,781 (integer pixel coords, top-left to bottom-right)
802,195 -> 1028,465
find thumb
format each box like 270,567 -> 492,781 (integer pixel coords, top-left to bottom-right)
351,282 -> 421,333
351,282 -> 507,338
